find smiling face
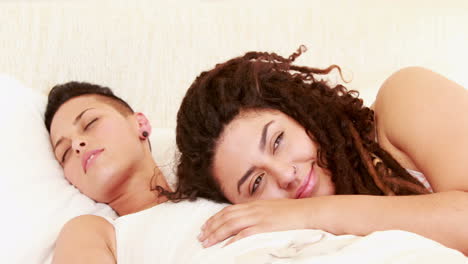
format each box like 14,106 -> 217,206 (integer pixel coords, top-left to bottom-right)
212,109 -> 335,204
49,95 -> 150,203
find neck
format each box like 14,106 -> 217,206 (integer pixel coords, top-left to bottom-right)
108,157 -> 170,216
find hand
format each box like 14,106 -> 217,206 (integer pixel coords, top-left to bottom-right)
197,199 -> 310,247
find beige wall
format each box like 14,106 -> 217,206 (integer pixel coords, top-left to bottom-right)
1,0 -> 467,128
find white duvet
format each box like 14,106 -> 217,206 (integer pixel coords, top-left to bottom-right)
105,199 -> 467,264
1,75 -> 466,263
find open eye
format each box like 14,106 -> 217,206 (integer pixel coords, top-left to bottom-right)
251,174 -> 264,195
84,118 -> 98,130
273,132 -> 284,153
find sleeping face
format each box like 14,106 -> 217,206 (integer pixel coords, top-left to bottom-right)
49,95 -> 151,203
212,109 -> 335,204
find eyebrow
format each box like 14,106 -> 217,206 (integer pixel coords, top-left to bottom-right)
236,120 -> 274,194
53,108 -> 94,151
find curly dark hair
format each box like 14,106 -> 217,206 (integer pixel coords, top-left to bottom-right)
173,46 -> 429,203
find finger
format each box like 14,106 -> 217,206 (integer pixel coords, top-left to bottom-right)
206,201 -> 260,226
199,208 -> 230,240
202,204 -> 242,231
199,205 -> 246,241
202,215 -> 257,247
199,211 -> 230,241
222,227 -> 259,247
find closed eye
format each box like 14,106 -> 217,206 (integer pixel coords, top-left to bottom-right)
61,147 -> 71,163
84,118 -> 98,130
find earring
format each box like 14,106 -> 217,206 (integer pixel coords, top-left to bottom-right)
292,165 -> 297,174
142,131 -> 149,138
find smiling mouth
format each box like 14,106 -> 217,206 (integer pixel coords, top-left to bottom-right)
295,161 -> 317,199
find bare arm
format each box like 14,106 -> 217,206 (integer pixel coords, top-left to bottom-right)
374,66 -> 468,192
313,191 -> 468,255
200,192 -> 468,255
52,215 -> 116,264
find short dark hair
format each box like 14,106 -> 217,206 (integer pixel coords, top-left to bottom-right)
44,81 -> 134,132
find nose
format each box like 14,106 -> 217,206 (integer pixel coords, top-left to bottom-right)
71,138 -> 87,154
266,161 -> 297,190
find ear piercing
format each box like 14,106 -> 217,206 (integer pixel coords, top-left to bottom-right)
293,165 -> 297,174
142,131 -> 149,138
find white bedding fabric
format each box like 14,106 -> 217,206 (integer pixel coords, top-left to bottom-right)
0,74 -> 175,263
1,74 -> 467,263
106,199 -> 467,264
1,1 -> 468,261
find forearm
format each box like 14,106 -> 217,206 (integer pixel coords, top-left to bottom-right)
305,191 -> 468,255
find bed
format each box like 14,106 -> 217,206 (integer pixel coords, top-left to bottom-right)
1,1 -> 467,263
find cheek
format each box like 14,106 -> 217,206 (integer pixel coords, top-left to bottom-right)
95,121 -> 140,151
301,133 -> 317,153
63,161 -> 81,187
287,135 -> 317,160
318,169 -> 336,196
99,120 -> 134,138
259,184 -> 290,200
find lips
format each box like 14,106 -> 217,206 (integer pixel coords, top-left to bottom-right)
295,161 -> 318,199
81,148 -> 104,173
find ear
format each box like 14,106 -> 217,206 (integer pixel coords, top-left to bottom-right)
135,112 -> 152,139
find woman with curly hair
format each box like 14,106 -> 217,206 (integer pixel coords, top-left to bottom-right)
174,46 -> 468,254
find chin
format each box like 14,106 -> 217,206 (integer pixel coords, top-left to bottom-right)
101,165 -> 131,187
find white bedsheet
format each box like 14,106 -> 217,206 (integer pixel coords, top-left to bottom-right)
2,2 -> 468,263
105,199 -> 467,264
198,230 -> 467,264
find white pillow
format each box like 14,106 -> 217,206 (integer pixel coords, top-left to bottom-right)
0,74 -> 177,264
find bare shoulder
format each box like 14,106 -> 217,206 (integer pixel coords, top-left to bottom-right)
61,214 -> 116,241
373,66 -> 468,192
63,214 -> 114,229
376,66 -> 467,101
53,215 -> 117,264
